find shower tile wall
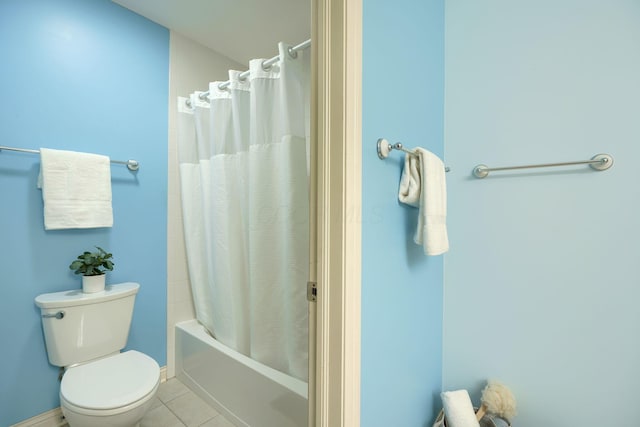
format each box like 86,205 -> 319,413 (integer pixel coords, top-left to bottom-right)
166,32 -> 243,377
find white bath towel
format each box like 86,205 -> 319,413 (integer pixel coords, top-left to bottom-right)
441,389 -> 480,427
38,148 -> 113,230
398,148 -> 449,255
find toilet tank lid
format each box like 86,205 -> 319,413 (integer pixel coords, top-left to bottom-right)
35,282 -> 140,309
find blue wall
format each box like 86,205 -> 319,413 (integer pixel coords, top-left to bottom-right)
0,0 -> 169,424
443,1 -> 640,426
361,1 -> 445,425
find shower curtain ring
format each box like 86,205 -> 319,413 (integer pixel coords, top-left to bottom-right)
287,46 -> 298,59
261,60 -> 272,72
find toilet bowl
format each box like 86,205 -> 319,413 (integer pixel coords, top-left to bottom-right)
34,283 -> 160,427
60,350 -> 160,427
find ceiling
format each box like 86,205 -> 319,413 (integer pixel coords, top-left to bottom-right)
112,0 -> 311,65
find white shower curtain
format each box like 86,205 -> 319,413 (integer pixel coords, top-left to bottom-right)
177,43 -> 309,381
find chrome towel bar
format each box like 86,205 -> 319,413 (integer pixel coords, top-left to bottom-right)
0,145 -> 139,171
473,154 -> 613,178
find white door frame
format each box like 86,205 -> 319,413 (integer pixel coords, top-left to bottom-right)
310,0 -> 362,425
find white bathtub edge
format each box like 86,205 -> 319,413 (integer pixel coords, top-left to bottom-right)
177,369 -> 248,427
176,319 -> 308,399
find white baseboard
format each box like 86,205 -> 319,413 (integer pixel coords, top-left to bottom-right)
9,407 -> 66,427
11,365 -> 168,427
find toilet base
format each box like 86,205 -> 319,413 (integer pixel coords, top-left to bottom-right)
62,398 -> 152,427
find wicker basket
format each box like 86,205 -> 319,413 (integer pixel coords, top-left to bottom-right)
432,409 -> 511,427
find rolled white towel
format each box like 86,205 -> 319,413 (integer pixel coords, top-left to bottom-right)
441,389 -> 480,427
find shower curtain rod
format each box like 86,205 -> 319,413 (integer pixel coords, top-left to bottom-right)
192,39 -> 311,102
0,145 -> 140,171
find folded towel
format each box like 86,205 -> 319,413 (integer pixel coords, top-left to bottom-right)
441,389 -> 480,427
38,148 -> 113,230
398,148 -> 449,255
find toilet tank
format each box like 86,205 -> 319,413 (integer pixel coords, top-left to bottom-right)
35,282 -> 140,367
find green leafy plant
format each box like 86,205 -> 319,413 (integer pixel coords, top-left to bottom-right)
69,246 -> 115,276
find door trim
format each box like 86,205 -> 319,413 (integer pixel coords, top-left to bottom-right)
311,0 -> 362,425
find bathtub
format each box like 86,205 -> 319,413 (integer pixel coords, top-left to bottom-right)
175,319 -> 308,427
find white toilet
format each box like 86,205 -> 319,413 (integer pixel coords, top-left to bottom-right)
35,282 -> 160,427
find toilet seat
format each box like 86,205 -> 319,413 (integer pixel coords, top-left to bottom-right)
61,350 -> 160,413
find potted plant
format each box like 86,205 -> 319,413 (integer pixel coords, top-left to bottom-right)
69,246 -> 115,293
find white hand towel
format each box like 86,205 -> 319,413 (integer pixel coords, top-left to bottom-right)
398,152 -> 421,207
38,148 -> 113,230
441,389 -> 480,427
398,148 -> 449,255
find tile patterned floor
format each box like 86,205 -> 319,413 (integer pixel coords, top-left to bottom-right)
14,377 -> 233,427
141,378 -> 235,427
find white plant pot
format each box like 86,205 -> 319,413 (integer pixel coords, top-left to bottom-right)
82,274 -> 106,293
